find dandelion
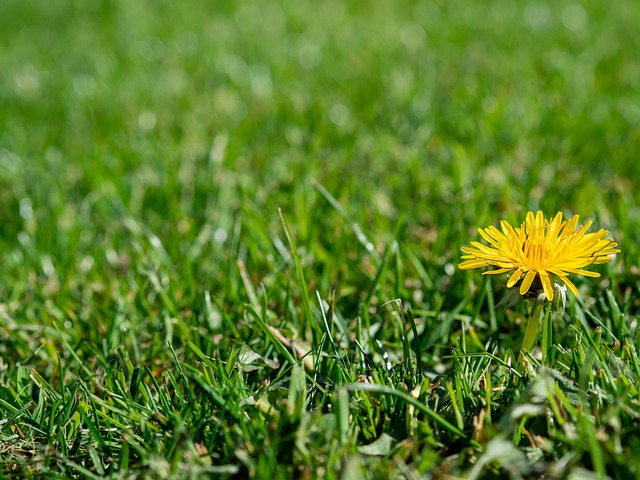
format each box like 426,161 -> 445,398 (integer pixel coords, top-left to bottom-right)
459,211 -> 619,303
459,211 -> 620,355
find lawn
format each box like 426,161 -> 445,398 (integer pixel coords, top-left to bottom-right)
2,0 -> 640,478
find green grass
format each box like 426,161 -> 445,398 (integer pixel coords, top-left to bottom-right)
1,0 -> 640,477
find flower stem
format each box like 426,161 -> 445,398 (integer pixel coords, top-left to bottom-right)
521,301 -> 544,354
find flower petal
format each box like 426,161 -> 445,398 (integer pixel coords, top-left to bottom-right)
519,269 -> 538,296
560,275 -> 579,297
507,268 -> 524,288
539,271 -> 553,301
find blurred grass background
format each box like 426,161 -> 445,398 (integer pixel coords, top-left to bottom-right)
1,0 -> 640,477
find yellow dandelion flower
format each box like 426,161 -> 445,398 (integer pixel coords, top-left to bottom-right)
459,211 -> 620,302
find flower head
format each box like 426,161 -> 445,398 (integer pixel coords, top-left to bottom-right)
459,211 -> 620,302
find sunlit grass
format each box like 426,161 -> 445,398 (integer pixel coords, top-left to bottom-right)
1,0 -> 640,477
